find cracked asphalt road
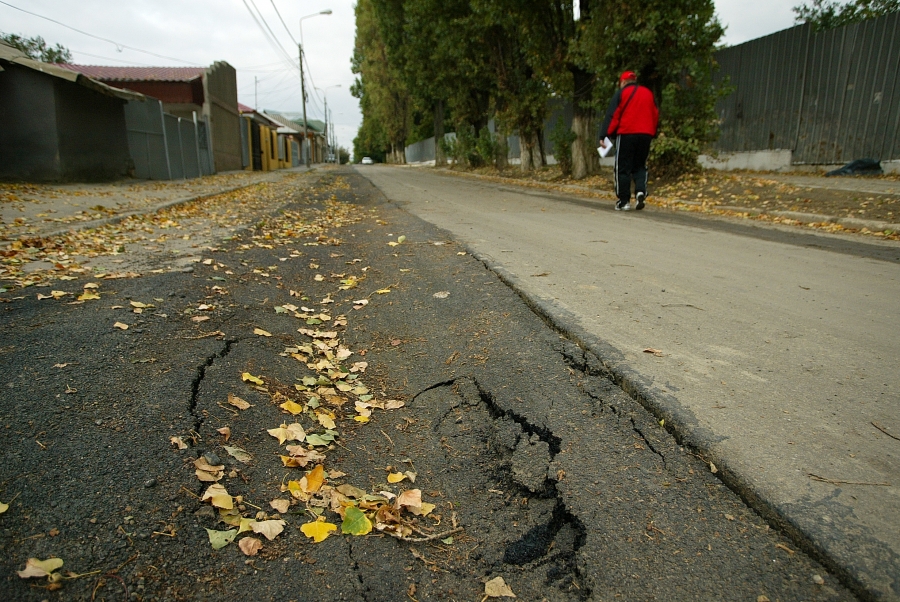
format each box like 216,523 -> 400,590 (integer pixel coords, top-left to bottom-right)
0,169 -> 853,600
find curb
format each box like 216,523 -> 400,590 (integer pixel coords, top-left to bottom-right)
465,245 -> 882,602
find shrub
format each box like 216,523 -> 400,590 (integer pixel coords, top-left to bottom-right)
549,115 -> 577,177
648,133 -> 701,181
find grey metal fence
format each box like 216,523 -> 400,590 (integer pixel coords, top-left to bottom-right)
124,99 -> 214,180
714,11 -> 900,164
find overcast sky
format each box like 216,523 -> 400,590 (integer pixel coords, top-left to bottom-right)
1,0 -> 799,150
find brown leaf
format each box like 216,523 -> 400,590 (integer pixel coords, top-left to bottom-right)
238,536 -> 262,556
227,393 -> 251,410
270,499 -> 291,514
217,426 -> 231,442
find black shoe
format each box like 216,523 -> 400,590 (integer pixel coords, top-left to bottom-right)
635,192 -> 646,210
615,200 -> 631,211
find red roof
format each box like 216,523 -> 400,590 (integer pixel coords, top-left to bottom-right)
238,102 -> 256,113
59,65 -> 206,82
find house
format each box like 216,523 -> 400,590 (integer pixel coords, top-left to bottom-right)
238,103 -> 291,171
62,63 -> 242,173
0,42 -> 144,181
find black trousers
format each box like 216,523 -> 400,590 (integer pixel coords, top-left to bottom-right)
614,134 -> 652,203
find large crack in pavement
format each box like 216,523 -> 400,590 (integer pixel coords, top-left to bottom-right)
188,338 -> 236,432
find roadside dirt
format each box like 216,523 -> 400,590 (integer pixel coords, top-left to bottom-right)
455,165 -> 900,238
0,169 -> 855,601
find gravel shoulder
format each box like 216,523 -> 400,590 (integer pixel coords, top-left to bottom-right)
0,169 -> 855,600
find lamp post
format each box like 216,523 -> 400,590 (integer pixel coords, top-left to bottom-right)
299,10 -> 332,167
316,84 -> 341,163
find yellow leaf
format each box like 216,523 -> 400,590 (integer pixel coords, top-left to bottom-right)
130,301 -> 149,308
268,422 -> 305,444
304,465 -> 326,493
241,372 -> 264,385
17,557 -> 63,579
113,322 -> 129,330
387,472 -> 407,484
375,288 -> 391,294
78,292 -> 100,301
250,519 -> 286,541
50,290 -> 67,299
227,393 -> 251,410
341,506 -> 373,536
253,328 -> 272,337
280,400 -> 304,415
201,483 -> 233,509
354,415 -> 370,423
316,412 -> 336,429
410,502 -> 436,517
300,518 -> 337,543
484,576 -> 516,598
0,500 -> 8,513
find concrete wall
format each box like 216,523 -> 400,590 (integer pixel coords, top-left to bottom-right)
0,63 -> 130,182
204,62 -> 242,172
699,150 -> 794,172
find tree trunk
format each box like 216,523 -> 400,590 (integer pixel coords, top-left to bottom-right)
434,100 -> 446,167
495,125 -> 508,171
520,131 -> 534,172
570,67 -> 596,180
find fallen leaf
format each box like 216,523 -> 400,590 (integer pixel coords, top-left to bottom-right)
485,576 -> 516,598
341,506 -> 372,536
227,393 -> 251,410
254,328 -> 272,337
223,445 -> 252,463
300,518 -> 337,543
113,322 -> 129,330
17,557 -> 64,579
170,436 -> 188,450
130,301 -> 150,308
268,423 -> 306,444
191,315 -> 210,323
205,528 -> 237,550
316,412 -> 336,429
238,536 -> 262,556
710,462 -> 718,474
305,465 -> 326,493
0,500 -> 8,514
270,499 -> 290,513
387,472 -> 407,484
336,484 -> 367,499
201,483 -> 233,509
643,348 -> 665,357
280,400 -> 304,415
283,446 -> 325,466
241,372 -> 264,385
78,291 -> 100,301
375,288 -> 391,294
250,519 -> 286,541
396,489 -> 422,512
217,426 -> 231,441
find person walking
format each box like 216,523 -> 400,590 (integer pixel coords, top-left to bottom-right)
598,71 -> 659,211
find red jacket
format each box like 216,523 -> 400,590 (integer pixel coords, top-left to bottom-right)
599,84 -> 659,138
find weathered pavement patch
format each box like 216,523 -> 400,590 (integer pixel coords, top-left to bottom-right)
0,169 -> 852,600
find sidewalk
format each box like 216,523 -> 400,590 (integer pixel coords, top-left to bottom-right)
0,167 -> 310,242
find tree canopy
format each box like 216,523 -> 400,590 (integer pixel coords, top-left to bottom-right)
352,0 -> 725,177
793,0 -> 899,30
0,33 -> 72,63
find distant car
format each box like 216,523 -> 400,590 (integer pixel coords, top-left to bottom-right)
361,157 -> 373,165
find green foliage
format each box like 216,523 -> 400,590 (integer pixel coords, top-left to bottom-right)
475,127 -> 498,167
793,0 -> 899,30
549,115 -> 577,177
648,134 -> 702,181
0,33 -> 72,63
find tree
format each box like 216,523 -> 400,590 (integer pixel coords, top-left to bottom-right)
351,0 -> 411,163
580,0 -> 725,178
793,0 -> 899,30
0,33 -> 72,63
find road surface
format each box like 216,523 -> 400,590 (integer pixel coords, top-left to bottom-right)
359,164 -> 900,600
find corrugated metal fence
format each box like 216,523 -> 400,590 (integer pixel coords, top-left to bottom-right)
715,11 -> 900,164
124,99 -> 215,180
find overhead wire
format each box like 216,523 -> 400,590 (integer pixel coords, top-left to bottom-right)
0,0 -> 201,65
268,0 -> 298,46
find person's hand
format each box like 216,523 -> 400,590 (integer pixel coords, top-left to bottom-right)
599,139 -> 610,149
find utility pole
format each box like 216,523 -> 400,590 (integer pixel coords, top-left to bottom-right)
299,43 -> 310,168
323,97 -> 329,162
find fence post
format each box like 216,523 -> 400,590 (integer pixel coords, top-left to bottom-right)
159,100 -> 173,180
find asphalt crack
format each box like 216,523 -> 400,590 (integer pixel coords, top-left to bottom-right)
189,338 -> 236,432
630,416 -> 667,468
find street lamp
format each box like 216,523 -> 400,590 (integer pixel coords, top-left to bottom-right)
316,84 -> 341,163
299,10 -> 332,167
